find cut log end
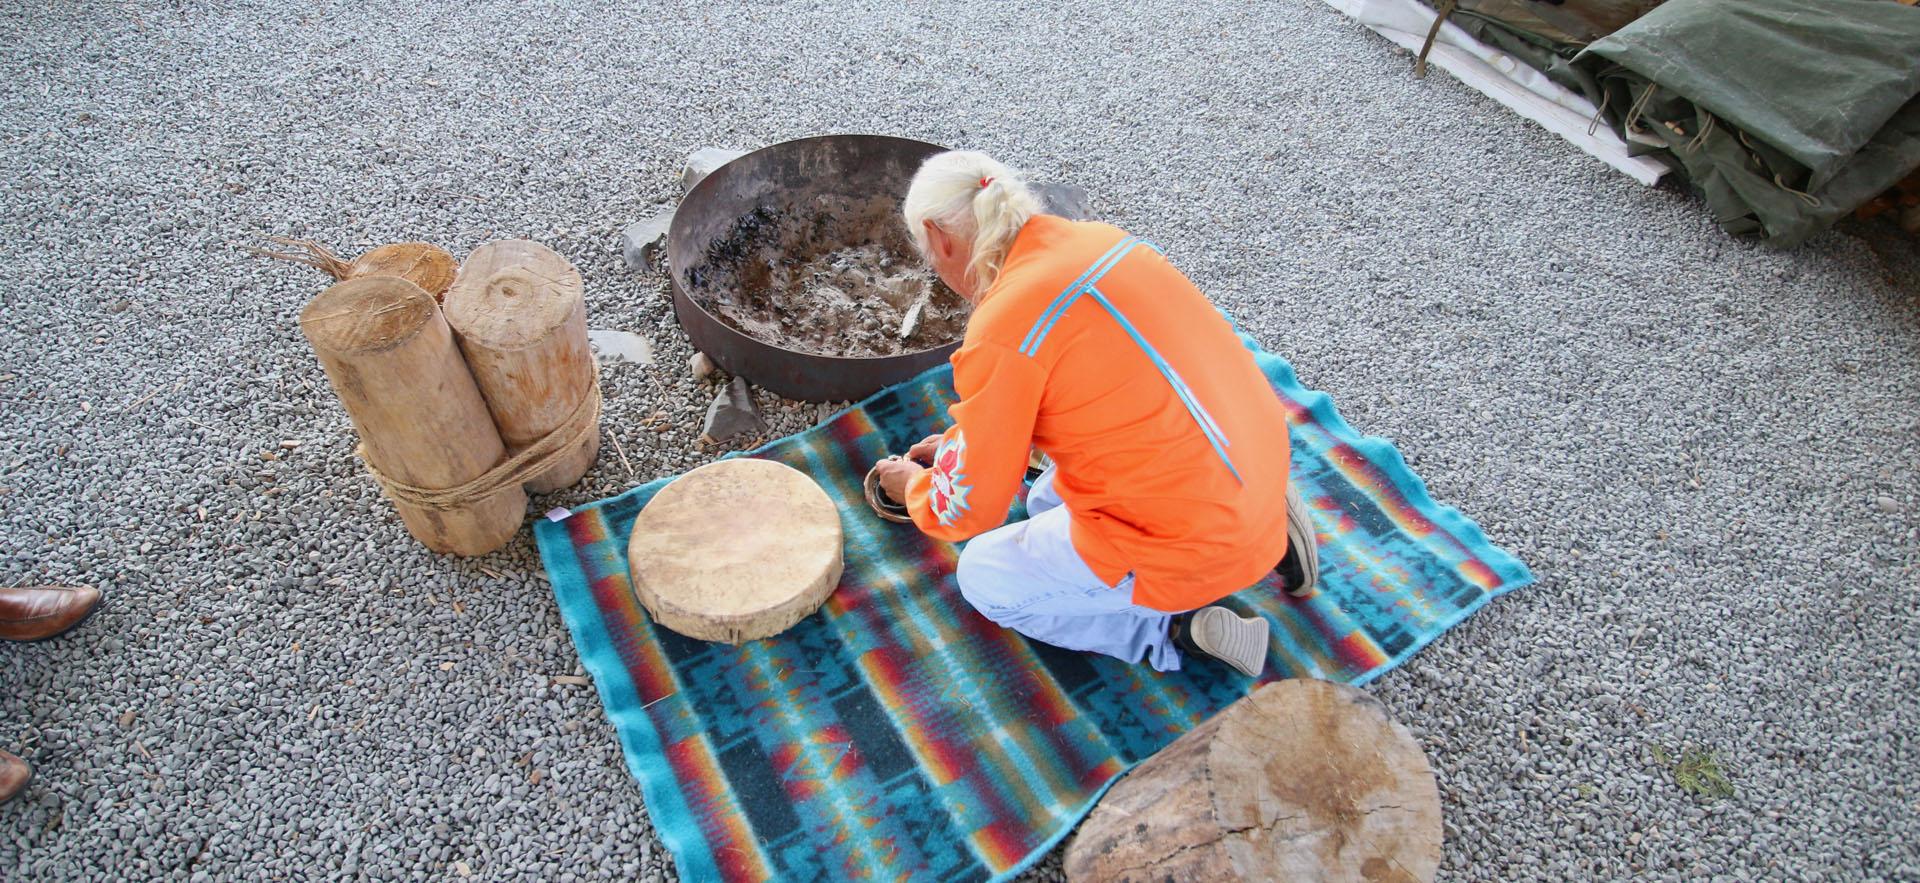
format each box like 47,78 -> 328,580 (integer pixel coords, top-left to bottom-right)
1065,679 -> 1443,883
445,240 -> 585,349
353,242 -> 459,300
299,277 -> 437,355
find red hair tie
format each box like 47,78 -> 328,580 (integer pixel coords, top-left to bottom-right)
979,176 -> 994,189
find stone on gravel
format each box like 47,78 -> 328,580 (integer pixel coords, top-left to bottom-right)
700,377 -> 764,444
619,208 -> 675,270
1034,181 -> 1094,221
681,147 -> 749,193
688,351 -> 717,382
585,330 -> 655,366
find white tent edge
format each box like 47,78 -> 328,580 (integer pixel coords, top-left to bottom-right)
1320,0 -> 1672,186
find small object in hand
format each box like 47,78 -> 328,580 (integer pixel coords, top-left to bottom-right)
864,456 -> 914,523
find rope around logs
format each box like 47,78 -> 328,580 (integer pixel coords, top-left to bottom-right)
357,380 -> 602,511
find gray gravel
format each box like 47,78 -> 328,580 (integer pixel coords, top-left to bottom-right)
3,2 -> 1917,881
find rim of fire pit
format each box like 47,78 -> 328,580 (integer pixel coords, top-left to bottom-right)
667,134 -> 958,403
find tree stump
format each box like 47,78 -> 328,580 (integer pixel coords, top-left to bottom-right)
1065,679 -> 1442,883
444,239 -> 600,493
626,459 -> 843,644
298,277 -> 526,556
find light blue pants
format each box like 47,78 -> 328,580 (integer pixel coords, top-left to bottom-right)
954,467 -> 1186,672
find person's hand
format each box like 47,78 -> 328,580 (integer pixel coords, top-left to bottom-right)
906,434 -> 944,464
872,456 -> 925,504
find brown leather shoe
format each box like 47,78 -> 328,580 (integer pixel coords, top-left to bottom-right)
0,585 -> 103,642
0,750 -> 29,803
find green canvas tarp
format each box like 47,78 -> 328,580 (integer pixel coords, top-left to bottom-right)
1429,0 -> 1920,246
1575,0 -> 1920,245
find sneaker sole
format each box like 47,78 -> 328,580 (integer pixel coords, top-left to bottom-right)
1189,607 -> 1270,678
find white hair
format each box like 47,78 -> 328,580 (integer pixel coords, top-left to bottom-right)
902,150 -> 1043,292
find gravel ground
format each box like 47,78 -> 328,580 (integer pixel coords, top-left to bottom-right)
3,1 -> 1917,880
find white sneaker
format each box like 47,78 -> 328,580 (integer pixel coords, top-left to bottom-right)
1174,606 -> 1271,677
1279,480 -> 1320,597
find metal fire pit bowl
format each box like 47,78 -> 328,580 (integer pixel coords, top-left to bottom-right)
668,134 -> 957,402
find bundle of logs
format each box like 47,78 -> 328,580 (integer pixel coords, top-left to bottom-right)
267,237 -> 601,556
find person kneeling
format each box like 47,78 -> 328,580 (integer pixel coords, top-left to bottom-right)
871,152 -> 1318,678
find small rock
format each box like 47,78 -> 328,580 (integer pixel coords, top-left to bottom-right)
700,376 -> 764,444
1875,496 -> 1900,514
898,299 -> 926,339
681,147 -> 749,193
689,352 -> 717,382
1034,181 -> 1094,221
619,208 -> 675,270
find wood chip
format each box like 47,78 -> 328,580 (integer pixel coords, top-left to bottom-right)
551,675 -> 591,687
117,709 -> 136,727
453,860 -> 473,877
133,741 -> 152,761
120,386 -> 162,413
529,768 -> 544,785
279,439 -> 302,449
439,662 -> 456,671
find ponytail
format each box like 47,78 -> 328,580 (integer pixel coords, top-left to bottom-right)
903,151 -> 1042,292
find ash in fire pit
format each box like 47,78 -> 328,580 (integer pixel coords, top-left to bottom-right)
687,195 -> 969,358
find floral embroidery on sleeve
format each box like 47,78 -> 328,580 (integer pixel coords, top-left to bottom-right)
928,433 -> 972,527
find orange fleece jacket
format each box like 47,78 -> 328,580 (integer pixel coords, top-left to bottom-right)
904,215 -> 1292,611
